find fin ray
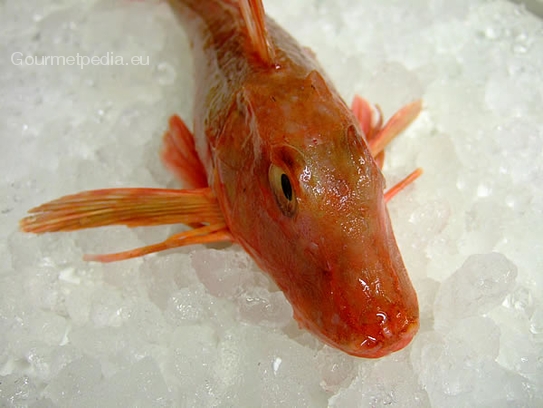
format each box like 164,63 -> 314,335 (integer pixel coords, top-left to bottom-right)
239,0 -> 275,64
84,223 -> 233,263
384,168 -> 423,203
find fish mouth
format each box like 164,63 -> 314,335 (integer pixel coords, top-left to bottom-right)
345,319 -> 419,358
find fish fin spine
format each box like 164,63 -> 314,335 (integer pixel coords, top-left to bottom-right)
239,0 -> 275,64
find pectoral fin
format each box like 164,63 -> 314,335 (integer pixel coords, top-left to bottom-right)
351,96 -> 423,201
367,99 -> 422,158
162,115 -> 208,189
20,187 -> 232,261
351,96 -> 422,167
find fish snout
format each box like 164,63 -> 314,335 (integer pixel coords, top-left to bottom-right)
328,256 -> 419,358
349,311 -> 419,358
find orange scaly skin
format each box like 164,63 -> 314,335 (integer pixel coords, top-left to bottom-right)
168,0 -> 419,358
20,0 -> 422,358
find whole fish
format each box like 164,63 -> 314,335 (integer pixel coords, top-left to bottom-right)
20,0 -> 422,358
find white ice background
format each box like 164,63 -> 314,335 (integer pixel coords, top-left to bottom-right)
1,0 -> 542,406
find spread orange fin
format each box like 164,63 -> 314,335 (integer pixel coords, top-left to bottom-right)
351,96 -> 422,168
351,95 -> 383,142
351,96 -> 423,200
20,187 -> 232,262
239,0 -> 275,64
351,95 -> 385,167
368,99 -> 422,158
20,187 -> 223,232
162,115 -> 208,189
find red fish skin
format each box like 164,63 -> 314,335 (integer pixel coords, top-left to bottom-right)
169,0 -> 419,358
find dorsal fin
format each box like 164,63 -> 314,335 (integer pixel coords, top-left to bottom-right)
239,0 -> 275,64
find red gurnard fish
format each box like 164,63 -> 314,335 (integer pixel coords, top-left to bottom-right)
20,0 -> 422,358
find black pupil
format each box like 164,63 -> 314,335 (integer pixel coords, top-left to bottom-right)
281,173 -> 292,201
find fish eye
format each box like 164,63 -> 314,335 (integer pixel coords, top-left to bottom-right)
269,164 -> 297,217
281,174 -> 292,201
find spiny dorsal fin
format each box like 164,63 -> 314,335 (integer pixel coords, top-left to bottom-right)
239,0 -> 275,64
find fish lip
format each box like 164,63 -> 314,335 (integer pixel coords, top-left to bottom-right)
346,319 -> 419,358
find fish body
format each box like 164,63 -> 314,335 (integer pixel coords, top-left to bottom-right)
21,0 -> 421,358
168,0 -> 419,357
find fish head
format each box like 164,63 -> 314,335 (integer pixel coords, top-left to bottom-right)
214,69 -> 418,358
265,129 -> 418,358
